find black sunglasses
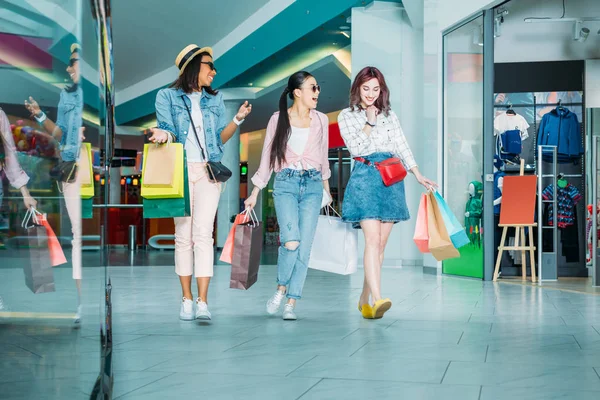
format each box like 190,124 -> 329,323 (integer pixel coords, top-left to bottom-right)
68,58 -> 79,67
304,84 -> 321,93
201,61 -> 217,73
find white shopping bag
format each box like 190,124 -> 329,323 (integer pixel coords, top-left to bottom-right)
308,207 -> 358,275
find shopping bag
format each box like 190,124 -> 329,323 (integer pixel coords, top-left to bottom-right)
308,206 -> 357,275
426,192 -> 459,261
21,209 -> 56,294
23,225 -> 55,294
413,193 -> 430,253
433,191 -> 470,249
35,211 -> 67,267
141,143 -> 185,199
82,197 -> 93,219
230,210 -> 263,290
219,211 -> 250,264
79,143 -> 94,199
143,159 -> 191,218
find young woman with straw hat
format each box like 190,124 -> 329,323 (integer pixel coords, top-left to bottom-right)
147,44 -> 252,321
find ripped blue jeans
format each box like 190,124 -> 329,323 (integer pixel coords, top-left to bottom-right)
272,169 -> 323,300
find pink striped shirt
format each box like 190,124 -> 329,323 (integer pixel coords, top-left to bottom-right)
0,109 -> 29,189
251,109 -> 331,190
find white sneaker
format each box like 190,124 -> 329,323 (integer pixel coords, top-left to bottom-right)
179,297 -> 194,321
282,304 -> 297,321
195,299 -> 211,320
266,290 -> 285,315
74,305 -> 82,324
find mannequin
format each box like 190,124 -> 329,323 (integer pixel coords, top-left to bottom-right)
464,181 -> 483,247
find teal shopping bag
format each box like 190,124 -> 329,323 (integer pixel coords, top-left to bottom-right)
433,190 -> 470,249
142,157 -> 191,219
82,197 -> 93,219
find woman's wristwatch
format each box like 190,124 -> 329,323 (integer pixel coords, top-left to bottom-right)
34,112 -> 47,124
365,120 -> 376,127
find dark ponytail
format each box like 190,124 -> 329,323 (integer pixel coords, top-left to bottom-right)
269,71 -> 313,170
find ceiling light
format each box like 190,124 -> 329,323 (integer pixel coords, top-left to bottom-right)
341,31 -> 350,39
578,27 -> 590,42
339,25 -> 350,31
472,27 -> 483,46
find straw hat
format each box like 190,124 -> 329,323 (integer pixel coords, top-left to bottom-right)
175,44 -> 213,75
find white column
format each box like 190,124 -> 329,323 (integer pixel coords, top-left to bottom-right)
351,1 -> 424,267
216,100 -> 241,248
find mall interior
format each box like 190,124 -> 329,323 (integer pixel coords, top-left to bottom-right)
2,0 -> 600,398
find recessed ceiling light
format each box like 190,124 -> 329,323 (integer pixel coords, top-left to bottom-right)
249,83 -> 253,86
333,42 -> 338,45
339,25 -> 350,31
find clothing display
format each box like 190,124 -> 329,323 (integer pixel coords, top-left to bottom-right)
464,180 -> 483,246
537,106 -> 584,163
493,170 -> 504,216
541,183 -> 582,228
494,111 -> 530,140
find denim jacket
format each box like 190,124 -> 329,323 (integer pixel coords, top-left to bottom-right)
56,85 -> 83,162
155,87 -> 227,162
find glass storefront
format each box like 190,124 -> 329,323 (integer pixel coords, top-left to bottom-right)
442,15 -> 485,279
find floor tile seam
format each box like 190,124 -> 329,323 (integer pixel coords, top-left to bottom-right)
288,373 -> 462,386
10,344 -> 43,358
479,384 -> 600,394
440,361 -> 452,384
348,340 -> 370,357
222,337 -> 259,353
341,328 -> 360,339
295,378 -> 324,400
478,385 -> 483,400
112,371 -> 177,400
595,367 -> 600,381
286,355 -> 319,377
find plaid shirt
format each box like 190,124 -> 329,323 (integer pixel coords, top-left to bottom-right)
338,107 -> 417,170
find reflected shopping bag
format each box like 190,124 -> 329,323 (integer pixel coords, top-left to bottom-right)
413,193 -> 430,253
79,142 -> 94,199
427,192 -> 459,261
34,210 -> 67,267
141,143 -> 185,198
433,190 -> 470,249
308,207 -> 357,275
230,211 -> 263,290
82,197 -> 93,219
220,211 -> 250,264
143,158 -> 191,218
21,210 -> 55,294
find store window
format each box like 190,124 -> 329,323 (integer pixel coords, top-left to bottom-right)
442,16 -> 485,279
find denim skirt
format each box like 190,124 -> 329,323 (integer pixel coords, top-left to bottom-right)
342,152 -> 410,229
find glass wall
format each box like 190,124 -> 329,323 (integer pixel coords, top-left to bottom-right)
442,16 -> 485,278
0,0 -> 107,396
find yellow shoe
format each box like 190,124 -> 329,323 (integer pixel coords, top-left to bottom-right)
372,298 -> 392,319
358,302 -> 374,319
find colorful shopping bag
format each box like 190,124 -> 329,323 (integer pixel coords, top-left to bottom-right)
79,142 -> 94,199
220,211 -> 250,264
413,193 -> 430,253
23,208 -> 67,268
308,206 -> 358,275
142,159 -> 191,218
433,190 -> 470,249
230,211 -> 263,290
82,197 -> 93,219
426,192 -> 459,261
141,143 -> 184,199
23,225 -> 55,294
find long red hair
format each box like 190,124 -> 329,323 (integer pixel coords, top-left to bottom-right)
349,66 -> 391,116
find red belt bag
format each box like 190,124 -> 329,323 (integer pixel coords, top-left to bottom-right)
354,157 -> 407,186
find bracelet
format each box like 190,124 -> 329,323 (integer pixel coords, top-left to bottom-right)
233,116 -> 244,126
35,112 -> 47,124
365,121 -> 375,127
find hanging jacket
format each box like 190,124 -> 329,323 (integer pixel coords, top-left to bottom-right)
536,107 -> 583,163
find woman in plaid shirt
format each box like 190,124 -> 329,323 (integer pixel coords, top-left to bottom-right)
338,66 -> 436,319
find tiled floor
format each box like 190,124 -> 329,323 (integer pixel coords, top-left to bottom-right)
2,253 -> 600,399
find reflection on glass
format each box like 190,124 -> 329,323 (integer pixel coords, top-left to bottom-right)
0,0 -> 103,397
443,16 -> 484,278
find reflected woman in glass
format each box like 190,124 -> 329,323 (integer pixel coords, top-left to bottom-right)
0,107 -> 38,311
338,66 -> 436,319
24,43 -> 84,322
